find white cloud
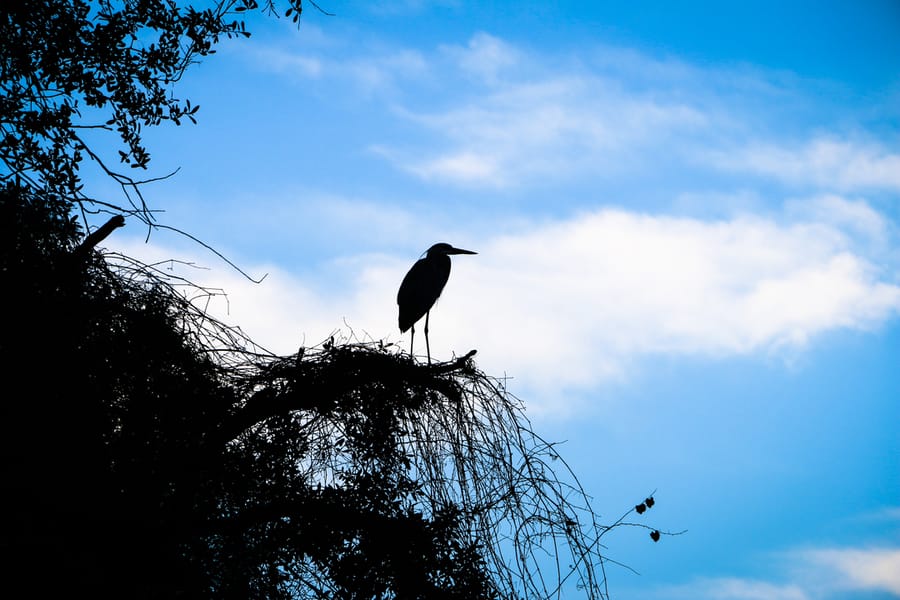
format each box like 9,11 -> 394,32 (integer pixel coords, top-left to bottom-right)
253,46 -> 324,78
662,578 -> 811,600
398,148 -> 505,185
247,34 -> 428,93
708,137 -> 900,192
445,209 -> 899,399
800,547 -> 900,595
787,195 -> 890,243
109,201 -> 900,411
651,546 -> 900,600
440,32 -> 520,83
341,48 -> 429,92
390,74 -> 707,188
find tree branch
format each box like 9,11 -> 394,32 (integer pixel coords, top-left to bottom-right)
73,214 -> 125,257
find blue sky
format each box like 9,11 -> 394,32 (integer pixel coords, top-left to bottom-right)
87,1 -> 900,598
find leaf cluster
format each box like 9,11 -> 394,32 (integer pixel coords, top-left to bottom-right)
0,0 -> 262,214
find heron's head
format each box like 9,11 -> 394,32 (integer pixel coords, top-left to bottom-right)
426,242 -> 478,257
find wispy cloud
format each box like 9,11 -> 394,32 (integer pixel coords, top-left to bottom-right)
392,76 -> 707,187
252,31 -> 899,194
801,548 -> 900,595
382,35 -> 712,188
439,32 -> 521,84
787,195 -> 891,243
650,546 -> 900,599
659,577 -> 811,600
251,45 -> 324,78
216,27 -> 898,206
245,31 -> 428,94
708,137 -> 900,192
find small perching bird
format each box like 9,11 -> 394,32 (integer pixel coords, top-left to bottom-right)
397,242 -> 477,363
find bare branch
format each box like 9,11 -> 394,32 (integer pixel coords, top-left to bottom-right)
74,214 -> 126,256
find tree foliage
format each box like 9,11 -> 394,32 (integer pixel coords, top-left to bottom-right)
0,1 -> 654,597
1,0 -> 277,219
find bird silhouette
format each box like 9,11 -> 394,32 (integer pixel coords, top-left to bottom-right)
397,242 -> 476,363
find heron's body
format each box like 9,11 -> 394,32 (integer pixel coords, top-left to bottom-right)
398,252 -> 451,333
397,242 -> 476,362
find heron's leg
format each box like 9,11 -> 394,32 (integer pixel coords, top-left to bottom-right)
410,323 -> 415,358
424,310 -> 431,365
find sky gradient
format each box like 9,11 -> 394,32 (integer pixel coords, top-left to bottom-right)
87,2 -> 900,598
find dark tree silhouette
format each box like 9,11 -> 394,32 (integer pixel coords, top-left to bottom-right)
1,2 -> 666,598
2,186 -> 628,596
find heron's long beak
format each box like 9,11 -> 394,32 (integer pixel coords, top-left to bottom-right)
448,247 -> 477,255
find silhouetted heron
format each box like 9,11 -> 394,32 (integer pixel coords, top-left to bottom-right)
397,242 -> 477,363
